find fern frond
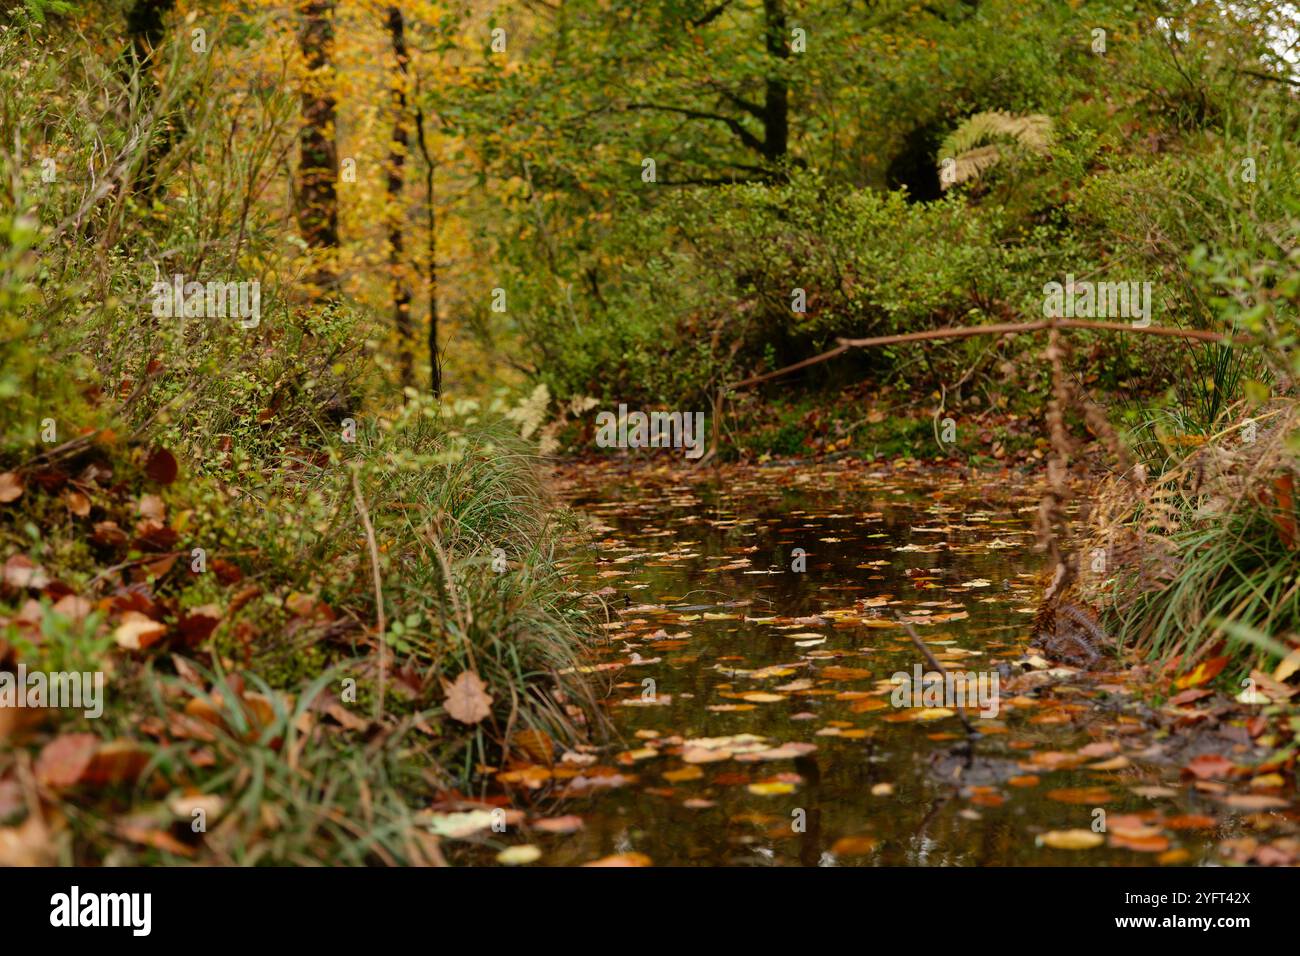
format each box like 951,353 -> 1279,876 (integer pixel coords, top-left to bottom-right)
937,111 -> 1053,190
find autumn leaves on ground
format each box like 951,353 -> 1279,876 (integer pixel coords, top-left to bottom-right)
1,1 -> 1298,866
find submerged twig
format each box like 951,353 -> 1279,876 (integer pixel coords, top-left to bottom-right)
897,616 -> 979,738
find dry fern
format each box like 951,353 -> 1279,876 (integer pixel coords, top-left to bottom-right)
1078,400 -> 1300,662
937,110 -> 1053,189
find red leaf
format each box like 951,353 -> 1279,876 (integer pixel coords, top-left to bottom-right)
176,606 -> 222,647
1273,474 -> 1296,548
144,448 -> 178,485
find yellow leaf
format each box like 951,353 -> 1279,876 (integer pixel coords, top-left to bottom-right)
747,781 -> 795,795
663,766 -> 704,782
497,844 -> 542,865
1273,647 -> 1300,683
1039,829 -> 1104,850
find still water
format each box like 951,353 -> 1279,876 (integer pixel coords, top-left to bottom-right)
474,460 -> 1240,866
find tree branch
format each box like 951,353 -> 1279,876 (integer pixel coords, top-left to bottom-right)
626,102 -> 765,155
690,2 -> 732,28
728,319 -> 1251,390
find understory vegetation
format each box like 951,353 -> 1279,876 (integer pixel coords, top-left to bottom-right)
0,5 -> 600,865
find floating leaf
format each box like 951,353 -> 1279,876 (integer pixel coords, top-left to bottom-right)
747,781 -> 796,796
831,835 -> 879,856
497,844 -> 542,865
1038,829 -> 1104,850
583,852 -> 651,867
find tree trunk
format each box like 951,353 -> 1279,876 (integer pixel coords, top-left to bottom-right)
414,99 -> 441,397
125,0 -> 177,197
761,0 -> 789,164
297,0 -> 339,297
386,6 -> 414,390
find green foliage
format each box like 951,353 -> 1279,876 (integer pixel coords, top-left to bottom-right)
450,0 -> 1297,412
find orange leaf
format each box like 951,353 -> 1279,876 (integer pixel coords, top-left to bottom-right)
1174,656 -> 1228,690
583,852 -> 651,867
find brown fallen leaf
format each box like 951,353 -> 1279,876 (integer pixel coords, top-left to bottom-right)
65,489 -> 90,517
3,555 -> 48,590
117,824 -> 195,858
0,472 -> 24,504
1220,793 -> 1290,811
1168,687 -> 1214,707
1165,814 -> 1217,830
512,728 -> 555,765
35,733 -> 99,788
137,493 -> 166,522
0,813 -> 56,866
663,765 -> 704,782
1087,756 -> 1131,771
51,594 -> 92,621
442,671 -> 493,725
83,740 -> 151,786
497,765 -> 552,789
176,605 -> 222,647
1182,754 -> 1238,780
91,520 -> 128,548
1046,786 -> 1113,805
1275,647 -> 1300,683
114,611 -> 167,650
